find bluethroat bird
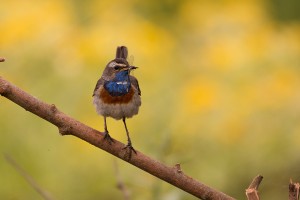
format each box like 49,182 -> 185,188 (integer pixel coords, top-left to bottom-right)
93,46 -> 141,158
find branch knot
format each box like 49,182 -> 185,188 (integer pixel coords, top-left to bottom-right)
50,104 -> 57,114
58,126 -> 72,135
174,163 -> 183,173
0,78 -> 10,96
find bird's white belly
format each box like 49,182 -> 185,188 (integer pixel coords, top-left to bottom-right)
93,86 -> 141,120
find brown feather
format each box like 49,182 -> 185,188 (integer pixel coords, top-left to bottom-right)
99,87 -> 135,104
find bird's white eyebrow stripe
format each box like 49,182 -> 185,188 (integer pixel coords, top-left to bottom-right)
109,61 -> 127,68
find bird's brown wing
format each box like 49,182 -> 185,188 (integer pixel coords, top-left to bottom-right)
130,75 -> 141,96
92,77 -> 105,97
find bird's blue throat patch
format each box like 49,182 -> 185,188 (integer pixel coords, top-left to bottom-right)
104,70 -> 131,96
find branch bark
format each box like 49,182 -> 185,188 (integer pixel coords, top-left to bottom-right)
0,76 -> 235,200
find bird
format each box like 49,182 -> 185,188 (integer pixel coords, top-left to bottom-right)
92,46 -> 141,158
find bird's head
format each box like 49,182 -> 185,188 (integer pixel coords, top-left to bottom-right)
101,46 -> 137,81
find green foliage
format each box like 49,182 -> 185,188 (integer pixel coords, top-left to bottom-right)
1,0 -> 300,199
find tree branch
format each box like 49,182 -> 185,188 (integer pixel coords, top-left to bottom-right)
0,76 -> 235,200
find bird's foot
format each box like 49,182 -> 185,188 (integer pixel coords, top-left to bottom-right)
123,143 -> 137,160
103,132 -> 114,144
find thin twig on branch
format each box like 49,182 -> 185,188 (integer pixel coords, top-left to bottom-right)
4,154 -> 54,200
113,159 -> 131,200
0,76 -> 235,200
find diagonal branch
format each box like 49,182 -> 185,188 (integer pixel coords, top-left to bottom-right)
0,76 -> 235,200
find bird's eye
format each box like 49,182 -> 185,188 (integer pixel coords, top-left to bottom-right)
114,66 -> 121,70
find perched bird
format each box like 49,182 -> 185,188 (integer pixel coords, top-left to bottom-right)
93,46 -> 141,157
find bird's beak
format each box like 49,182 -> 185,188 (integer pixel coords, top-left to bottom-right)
129,66 -> 138,70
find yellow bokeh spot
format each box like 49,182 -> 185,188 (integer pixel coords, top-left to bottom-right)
181,77 -> 219,113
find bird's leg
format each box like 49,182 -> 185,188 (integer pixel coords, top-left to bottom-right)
103,116 -> 114,144
122,117 -> 137,159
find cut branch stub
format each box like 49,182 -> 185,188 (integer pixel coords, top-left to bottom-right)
246,175 -> 263,200
289,179 -> 300,200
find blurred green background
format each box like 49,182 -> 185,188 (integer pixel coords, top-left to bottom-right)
1,0 -> 300,199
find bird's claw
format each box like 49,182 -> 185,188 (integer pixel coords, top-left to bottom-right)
103,132 -> 114,144
123,143 -> 137,160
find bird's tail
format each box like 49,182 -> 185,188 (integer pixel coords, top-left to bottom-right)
116,46 -> 128,59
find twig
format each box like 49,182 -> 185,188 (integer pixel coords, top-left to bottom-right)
246,175 -> 263,200
4,154 -> 54,200
113,159 -> 131,200
0,76 -> 235,200
289,179 -> 300,200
